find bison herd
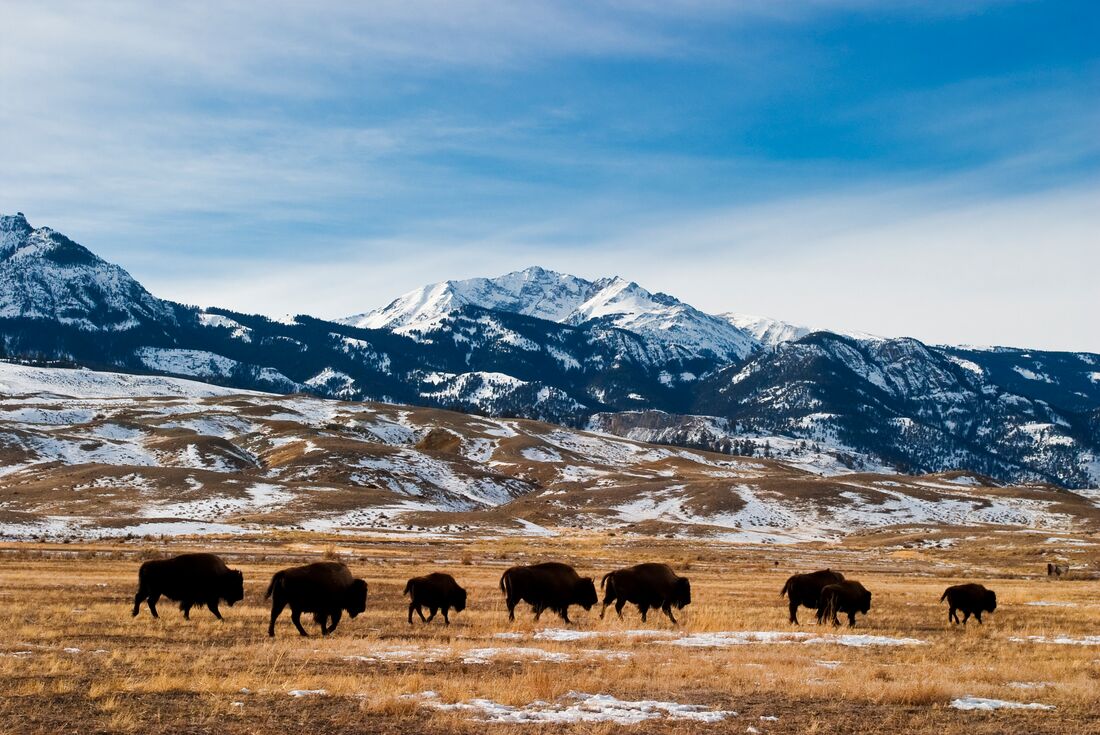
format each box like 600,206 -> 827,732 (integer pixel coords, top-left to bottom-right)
132,554 -> 997,636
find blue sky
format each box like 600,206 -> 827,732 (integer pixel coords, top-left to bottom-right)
2,1 -> 1098,350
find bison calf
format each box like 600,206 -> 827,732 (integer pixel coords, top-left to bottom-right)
266,561 -> 368,637
500,561 -> 597,624
780,569 -> 845,624
600,563 -> 691,624
941,583 -> 996,625
404,572 -> 467,625
817,580 -> 871,627
132,552 -> 244,621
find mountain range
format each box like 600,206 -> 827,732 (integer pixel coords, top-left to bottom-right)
1,212 -> 1097,489
4,360 -> 1095,542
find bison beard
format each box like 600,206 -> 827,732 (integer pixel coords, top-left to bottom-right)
599,563 -> 691,624
266,562 -> 368,638
500,562 -> 597,624
131,553 -> 244,621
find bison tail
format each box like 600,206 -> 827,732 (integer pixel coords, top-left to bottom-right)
403,580 -> 413,597
600,572 -> 613,591
939,590 -> 948,603
265,571 -> 283,600
499,571 -> 510,596
779,578 -> 791,598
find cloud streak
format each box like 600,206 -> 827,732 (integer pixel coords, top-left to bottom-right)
1,0 -> 1096,351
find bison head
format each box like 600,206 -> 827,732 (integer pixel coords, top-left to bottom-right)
344,579 -> 369,618
674,577 -> 692,609
452,586 -> 468,613
221,569 -> 245,607
575,577 -> 598,610
984,590 -> 997,613
859,590 -> 872,615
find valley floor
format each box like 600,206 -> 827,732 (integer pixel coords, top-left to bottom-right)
1,530 -> 1098,734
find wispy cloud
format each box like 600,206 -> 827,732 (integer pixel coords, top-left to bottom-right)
1,0 -> 1096,351
147,176 -> 1100,352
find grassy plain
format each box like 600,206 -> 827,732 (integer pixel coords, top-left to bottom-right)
0,528 -> 1097,734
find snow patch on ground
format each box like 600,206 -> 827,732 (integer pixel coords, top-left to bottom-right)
950,696 -> 1053,711
422,691 -> 737,724
1010,635 -> 1100,646
655,632 -> 925,648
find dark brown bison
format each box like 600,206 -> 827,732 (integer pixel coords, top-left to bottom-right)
940,583 -> 997,624
780,569 -> 845,624
817,580 -> 872,627
132,552 -> 244,620
265,561 -> 368,637
404,572 -> 467,625
599,563 -> 691,624
500,561 -> 597,624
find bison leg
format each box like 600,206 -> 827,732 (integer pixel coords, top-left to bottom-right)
132,588 -> 147,617
847,611 -> 856,627
962,610 -> 971,625
638,604 -> 648,623
600,590 -> 615,620
974,610 -> 983,624
507,600 -> 516,622
949,607 -> 958,624
442,608 -> 450,625
180,602 -> 192,620
533,604 -> 544,622
206,601 -> 223,620
327,609 -> 342,634
788,599 -> 800,625
425,607 -> 437,623
147,594 -> 161,618
268,598 -> 286,638
662,603 -> 678,625
290,609 -> 309,637
559,607 -> 572,624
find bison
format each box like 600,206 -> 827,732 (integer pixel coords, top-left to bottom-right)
500,561 -> 597,624
404,572 -> 467,625
940,583 -> 997,625
817,580 -> 872,627
599,563 -> 691,624
265,561 -> 368,637
780,569 -> 845,624
132,552 -> 244,620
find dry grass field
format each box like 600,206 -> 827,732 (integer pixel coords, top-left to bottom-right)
0,529 -> 1098,734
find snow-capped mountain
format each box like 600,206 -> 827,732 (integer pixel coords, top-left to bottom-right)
721,313 -> 812,347
343,266 -> 760,362
0,213 -> 174,330
0,213 -> 1097,490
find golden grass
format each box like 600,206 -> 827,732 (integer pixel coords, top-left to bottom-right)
0,531 -> 1098,733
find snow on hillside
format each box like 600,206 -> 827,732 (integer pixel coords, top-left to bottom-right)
0,361 -> 256,399
0,362 -> 1094,541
